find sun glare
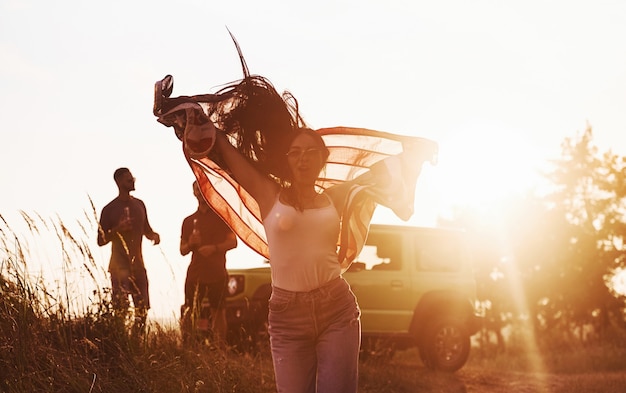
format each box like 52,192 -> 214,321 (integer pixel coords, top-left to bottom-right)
370,127 -> 550,227
432,128 -> 547,214
610,268 -> 626,297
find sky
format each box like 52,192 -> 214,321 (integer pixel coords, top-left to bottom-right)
2,0 -> 626,319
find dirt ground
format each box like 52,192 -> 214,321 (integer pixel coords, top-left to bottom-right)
403,366 -> 626,393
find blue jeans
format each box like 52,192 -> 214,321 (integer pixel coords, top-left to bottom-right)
268,277 -> 361,393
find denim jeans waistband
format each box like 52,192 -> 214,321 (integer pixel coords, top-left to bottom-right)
271,276 -> 345,301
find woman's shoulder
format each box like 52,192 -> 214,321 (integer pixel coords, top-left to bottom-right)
325,182 -> 354,212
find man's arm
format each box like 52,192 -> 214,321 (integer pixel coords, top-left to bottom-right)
180,218 -> 197,256
97,207 -> 113,246
180,237 -> 192,256
141,201 -> 161,245
218,231 -> 237,253
146,231 -> 161,245
98,226 -> 121,246
97,225 -> 110,246
197,231 -> 237,257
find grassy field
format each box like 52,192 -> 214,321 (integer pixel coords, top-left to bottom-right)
2,273 -> 626,393
2,213 -> 626,392
2,321 -> 626,393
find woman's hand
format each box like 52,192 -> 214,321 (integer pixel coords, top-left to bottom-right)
183,108 -> 216,159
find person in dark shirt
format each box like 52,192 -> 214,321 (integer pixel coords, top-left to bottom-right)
180,180 -> 237,346
97,167 -> 160,331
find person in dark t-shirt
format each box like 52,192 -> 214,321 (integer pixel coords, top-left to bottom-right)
97,167 -> 160,331
180,180 -> 237,346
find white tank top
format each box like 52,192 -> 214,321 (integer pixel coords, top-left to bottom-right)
263,194 -> 341,292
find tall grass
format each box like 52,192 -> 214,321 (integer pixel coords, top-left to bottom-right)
0,211 -> 277,393
2,210 -> 626,393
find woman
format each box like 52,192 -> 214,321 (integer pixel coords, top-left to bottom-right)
155,68 -> 435,393
214,125 -> 361,392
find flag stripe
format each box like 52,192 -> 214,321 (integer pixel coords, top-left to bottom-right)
183,126 -> 437,269
188,154 -> 269,258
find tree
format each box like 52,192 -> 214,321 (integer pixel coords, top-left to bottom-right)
538,125 -> 626,338
444,124 -> 626,351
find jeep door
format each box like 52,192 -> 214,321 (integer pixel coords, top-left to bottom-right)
344,229 -> 415,333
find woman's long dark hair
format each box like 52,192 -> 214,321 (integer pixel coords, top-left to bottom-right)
208,75 -> 306,186
204,31 -> 307,186
157,31 -> 309,187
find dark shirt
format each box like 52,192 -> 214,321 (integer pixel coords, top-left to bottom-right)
98,196 -> 155,272
181,208 -> 235,284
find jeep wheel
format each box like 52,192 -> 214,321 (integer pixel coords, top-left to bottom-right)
421,317 -> 470,372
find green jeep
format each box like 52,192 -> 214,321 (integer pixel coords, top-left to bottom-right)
225,223 -> 482,372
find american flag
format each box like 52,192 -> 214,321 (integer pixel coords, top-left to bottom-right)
182,126 -> 438,271
154,70 -> 437,270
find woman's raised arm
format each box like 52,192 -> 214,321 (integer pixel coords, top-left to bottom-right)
213,131 -> 279,218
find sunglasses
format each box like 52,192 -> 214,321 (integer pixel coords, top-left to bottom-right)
286,148 -> 322,161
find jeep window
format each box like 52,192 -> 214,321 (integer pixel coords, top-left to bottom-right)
354,233 -> 402,271
414,233 -> 464,272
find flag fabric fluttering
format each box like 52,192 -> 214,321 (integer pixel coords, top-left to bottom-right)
154,71 -> 437,271
182,123 -> 437,271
